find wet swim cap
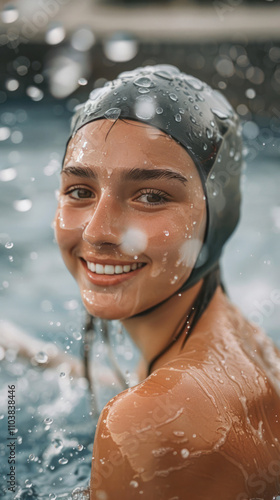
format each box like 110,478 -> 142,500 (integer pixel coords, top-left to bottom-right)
66,64 -> 243,291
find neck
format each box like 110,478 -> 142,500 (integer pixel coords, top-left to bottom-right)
121,279 -> 204,370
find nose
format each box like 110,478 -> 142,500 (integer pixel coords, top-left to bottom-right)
82,191 -> 124,247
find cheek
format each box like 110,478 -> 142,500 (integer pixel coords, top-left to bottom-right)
54,208 -> 82,253
143,207 -> 206,276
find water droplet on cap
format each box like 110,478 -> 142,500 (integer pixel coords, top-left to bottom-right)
156,107 -> 163,114
133,76 -> 154,88
206,128 -> 213,139
138,87 -> 150,94
187,78 -> 203,90
211,108 -> 229,120
169,93 -> 178,102
104,108 -> 121,120
5,242 -> 13,249
58,457 -> 68,465
174,113 -> 181,122
154,70 -> 173,81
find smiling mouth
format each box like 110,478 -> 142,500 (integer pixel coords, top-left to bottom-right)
83,260 -> 146,276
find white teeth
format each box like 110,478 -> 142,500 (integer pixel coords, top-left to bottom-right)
95,264 -> 104,274
104,265 -> 114,275
87,262 -> 95,272
86,261 -> 144,275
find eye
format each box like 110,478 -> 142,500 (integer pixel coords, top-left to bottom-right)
136,189 -> 170,206
66,187 -> 94,199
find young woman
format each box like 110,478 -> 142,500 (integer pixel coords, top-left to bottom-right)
54,65 -> 280,500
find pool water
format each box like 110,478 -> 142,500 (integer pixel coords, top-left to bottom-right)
0,101 -> 279,498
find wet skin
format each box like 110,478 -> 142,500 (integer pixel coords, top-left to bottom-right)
55,120 -> 280,499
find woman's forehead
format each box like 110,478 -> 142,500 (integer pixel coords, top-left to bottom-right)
64,119 -> 196,172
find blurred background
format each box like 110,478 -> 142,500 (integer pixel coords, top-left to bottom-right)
0,0 -> 280,497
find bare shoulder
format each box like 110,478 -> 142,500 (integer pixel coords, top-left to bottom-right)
90,320 -> 280,499
90,364 -> 232,500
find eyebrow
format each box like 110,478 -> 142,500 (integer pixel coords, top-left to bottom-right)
61,165 -> 188,185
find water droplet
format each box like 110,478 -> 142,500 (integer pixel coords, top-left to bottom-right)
203,144 -> 208,151
8,256 -> 13,262
210,120 -> 215,127
58,457 -> 68,465
78,77 -> 88,86
60,372 -> 66,378
206,128 -> 213,139
13,199 -> 32,212
138,87 -> 150,94
73,331 -> 82,341
49,494 -> 57,500
133,76 -> 154,88
77,444 -> 84,451
154,70 -> 173,81
180,448 -> 190,458
5,242 -> 13,249
169,93 -> 178,102
104,108 -> 121,120
174,113 -> 181,122
34,352 -> 49,364
163,230 -> 170,237
210,173 -> 215,180
25,479 -> 32,488
29,454 -> 35,461
130,480 -> 139,488
44,417 -> 53,426
173,430 -> 185,437
190,116 -> 196,124
196,93 -> 205,102
187,78 -> 203,90
211,108 -> 229,120
156,107 -> 163,115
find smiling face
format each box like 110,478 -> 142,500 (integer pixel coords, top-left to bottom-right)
54,119 -> 207,320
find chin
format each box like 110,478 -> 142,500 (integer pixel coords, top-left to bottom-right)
81,297 -> 134,321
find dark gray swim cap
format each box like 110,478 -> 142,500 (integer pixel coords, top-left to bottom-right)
66,64 -> 243,291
